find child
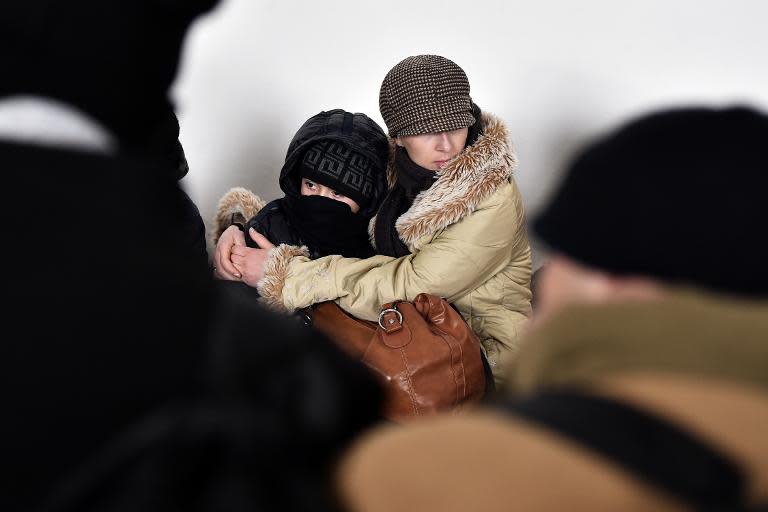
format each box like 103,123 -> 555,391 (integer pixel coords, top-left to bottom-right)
212,109 -> 389,259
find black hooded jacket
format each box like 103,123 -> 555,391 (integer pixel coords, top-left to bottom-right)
244,109 -> 389,259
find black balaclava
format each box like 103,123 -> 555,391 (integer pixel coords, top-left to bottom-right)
280,141 -> 377,258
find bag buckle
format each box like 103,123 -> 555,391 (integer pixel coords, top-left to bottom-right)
378,307 -> 403,332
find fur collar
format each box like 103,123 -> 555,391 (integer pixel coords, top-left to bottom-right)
371,111 -> 517,249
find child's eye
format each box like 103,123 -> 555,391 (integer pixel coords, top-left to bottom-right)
303,179 -> 316,189
332,190 -> 346,198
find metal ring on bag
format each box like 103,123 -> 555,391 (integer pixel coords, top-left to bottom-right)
378,308 -> 403,329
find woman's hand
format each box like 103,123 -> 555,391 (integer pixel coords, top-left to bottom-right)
228,228 -> 276,287
213,225 -> 246,280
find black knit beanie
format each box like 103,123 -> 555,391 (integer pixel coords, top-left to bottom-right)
0,0 -> 219,147
299,140 -> 378,211
534,105 -> 768,297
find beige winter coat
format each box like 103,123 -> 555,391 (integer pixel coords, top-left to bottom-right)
257,112 -> 533,384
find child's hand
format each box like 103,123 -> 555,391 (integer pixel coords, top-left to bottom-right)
248,228 -> 276,250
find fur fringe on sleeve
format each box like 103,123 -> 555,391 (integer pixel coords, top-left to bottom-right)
256,244 -> 310,311
210,187 -> 267,246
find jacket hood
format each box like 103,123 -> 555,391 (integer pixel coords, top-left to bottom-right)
278,109 -> 389,218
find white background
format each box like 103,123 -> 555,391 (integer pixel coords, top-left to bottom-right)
173,0 -> 768,266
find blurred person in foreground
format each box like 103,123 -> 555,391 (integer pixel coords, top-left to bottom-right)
0,1 -> 381,511
334,105 -> 768,512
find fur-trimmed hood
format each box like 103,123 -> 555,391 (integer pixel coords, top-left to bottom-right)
371,111 -> 517,249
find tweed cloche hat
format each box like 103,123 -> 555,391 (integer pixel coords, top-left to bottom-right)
379,55 -> 475,137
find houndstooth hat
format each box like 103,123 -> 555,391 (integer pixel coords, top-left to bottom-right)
379,55 -> 475,137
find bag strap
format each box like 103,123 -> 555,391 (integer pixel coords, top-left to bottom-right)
500,391 -> 763,512
480,351 -> 496,397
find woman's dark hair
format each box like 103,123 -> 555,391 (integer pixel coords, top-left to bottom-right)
465,103 -> 484,147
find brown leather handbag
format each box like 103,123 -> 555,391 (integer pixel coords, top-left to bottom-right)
299,294 -> 487,421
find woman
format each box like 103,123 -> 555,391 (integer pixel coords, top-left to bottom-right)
215,55 -> 533,385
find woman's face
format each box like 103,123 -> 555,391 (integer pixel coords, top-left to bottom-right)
396,127 -> 469,171
300,178 -> 360,213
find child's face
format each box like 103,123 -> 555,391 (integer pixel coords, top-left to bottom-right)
300,178 -> 360,213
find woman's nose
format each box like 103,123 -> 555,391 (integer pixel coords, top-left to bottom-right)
436,132 -> 453,152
